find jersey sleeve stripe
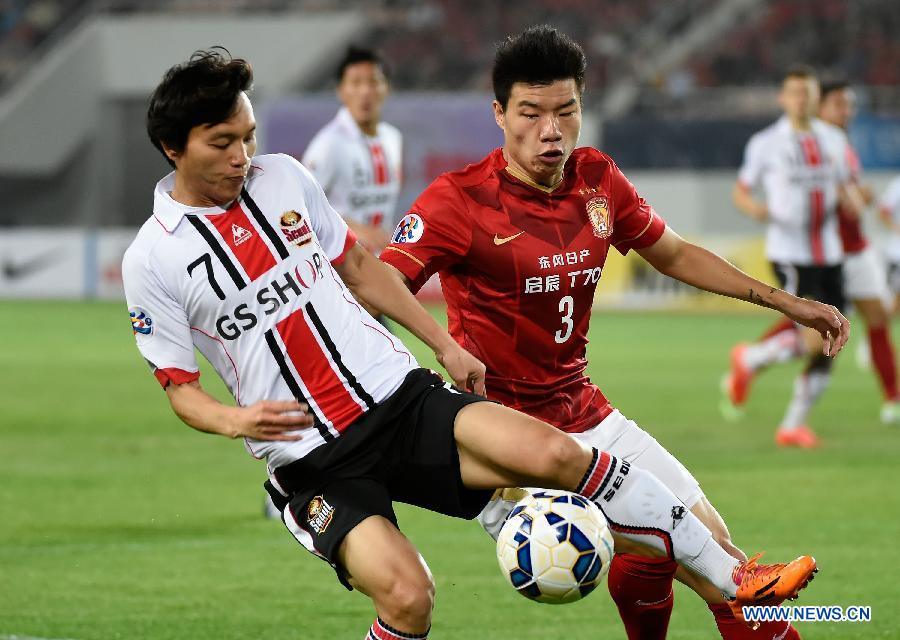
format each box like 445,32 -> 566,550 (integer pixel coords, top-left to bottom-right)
264,329 -> 334,442
186,214 -> 247,290
152,367 -> 200,388
612,210 -> 656,245
382,246 -> 426,269
241,187 -> 290,260
331,228 -> 358,266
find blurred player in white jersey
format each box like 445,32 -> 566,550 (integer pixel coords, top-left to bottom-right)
724,66 -> 865,447
303,46 -> 402,257
265,46 -> 402,517
725,78 -> 899,429
881,176 -> 900,319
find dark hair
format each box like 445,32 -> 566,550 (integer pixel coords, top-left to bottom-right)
492,25 -> 586,109
783,63 -> 818,83
336,45 -> 387,82
820,78 -> 849,101
147,48 -> 253,167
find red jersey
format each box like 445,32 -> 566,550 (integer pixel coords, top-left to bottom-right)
837,142 -> 867,254
381,148 -> 666,433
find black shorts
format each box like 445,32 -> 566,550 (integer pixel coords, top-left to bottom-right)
264,368 -> 493,588
771,262 -> 846,311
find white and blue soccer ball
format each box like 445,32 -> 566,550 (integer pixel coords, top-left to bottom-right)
496,489 -> 615,604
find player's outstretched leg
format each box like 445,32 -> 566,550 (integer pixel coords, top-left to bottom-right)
854,298 -> 900,423
721,327 -> 803,418
777,355 -> 832,448
337,516 -> 434,639
453,401 -> 818,615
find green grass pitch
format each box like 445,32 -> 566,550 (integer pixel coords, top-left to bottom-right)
1,301 -> 897,639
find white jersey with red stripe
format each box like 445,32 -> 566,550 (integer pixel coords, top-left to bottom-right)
880,175 -> 900,262
738,116 -> 852,266
122,153 -> 417,468
302,107 -> 402,232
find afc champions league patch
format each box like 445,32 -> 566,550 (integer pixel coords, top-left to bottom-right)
280,210 -> 313,248
391,213 -> 424,244
306,495 -> 335,534
129,307 -> 153,336
586,195 -> 613,239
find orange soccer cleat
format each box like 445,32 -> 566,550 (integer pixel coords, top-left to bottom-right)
775,425 -> 820,449
728,553 -> 818,628
726,344 -> 754,407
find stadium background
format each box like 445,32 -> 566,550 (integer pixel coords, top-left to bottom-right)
1,1 -> 898,638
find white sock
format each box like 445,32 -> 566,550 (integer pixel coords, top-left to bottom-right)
681,536 -> 741,599
577,449 -> 740,594
743,330 -> 802,372
782,370 -> 830,429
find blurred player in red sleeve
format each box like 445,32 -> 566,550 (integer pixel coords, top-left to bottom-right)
382,26 -> 847,640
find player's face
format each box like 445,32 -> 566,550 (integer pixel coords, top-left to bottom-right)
494,79 -> 581,187
779,76 -> 819,123
819,88 -> 855,130
165,92 -> 257,207
338,61 -> 388,131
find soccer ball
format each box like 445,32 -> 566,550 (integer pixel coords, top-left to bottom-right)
496,489 -> 614,604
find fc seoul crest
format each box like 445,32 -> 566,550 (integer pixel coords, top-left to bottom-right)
392,213 -> 424,244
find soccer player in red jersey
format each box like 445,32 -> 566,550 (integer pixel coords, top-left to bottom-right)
381,27 -> 846,639
125,48 -> 828,639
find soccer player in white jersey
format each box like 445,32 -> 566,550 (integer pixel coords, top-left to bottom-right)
728,80 -> 899,426
124,50 -> 830,638
303,46 -> 401,257
724,66 -> 864,447
881,175 -> 900,317
265,45 -> 404,518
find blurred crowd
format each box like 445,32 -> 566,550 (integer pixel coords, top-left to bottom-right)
0,0 -> 75,89
1,0 -> 899,100
686,0 -> 900,88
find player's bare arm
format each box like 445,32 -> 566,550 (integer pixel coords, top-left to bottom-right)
336,243 -> 486,394
732,182 -> 768,221
837,182 -> 867,220
345,217 -> 391,255
165,379 -> 312,441
880,206 -> 900,233
636,227 -> 850,356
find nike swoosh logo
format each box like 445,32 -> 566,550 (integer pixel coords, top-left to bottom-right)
2,248 -> 58,280
493,231 -> 524,246
635,590 -> 673,607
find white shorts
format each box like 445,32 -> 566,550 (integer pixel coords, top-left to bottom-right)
477,409 -> 703,540
843,247 -> 890,302
888,262 -> 900,295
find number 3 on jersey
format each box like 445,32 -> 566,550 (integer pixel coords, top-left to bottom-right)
555,295 -> 574,344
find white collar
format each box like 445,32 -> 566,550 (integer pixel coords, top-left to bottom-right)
777,115 -> 819,136
336,106 -> 379,140
151,165 -> 261,232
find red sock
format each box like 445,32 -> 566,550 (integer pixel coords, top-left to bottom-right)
759,316 -> 796,341
869,326 -> 899,401
607,554 -> 677,640
708,602 -> 801,639
366,617 -> 428,640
